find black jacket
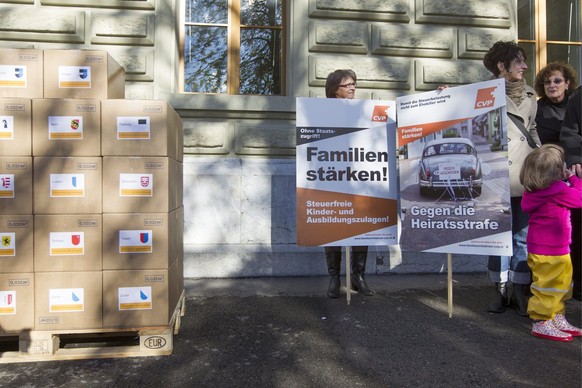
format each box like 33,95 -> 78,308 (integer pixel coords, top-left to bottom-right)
536,97 -> 569,145
560,86 -> 581,167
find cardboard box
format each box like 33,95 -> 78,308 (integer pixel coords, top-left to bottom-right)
0,156 -> 33,215
0,273 -> 34,333
34,214 -> 102,272
43,49 -> 125,100
33,156 -> 102,214
0,215 -> 33,273
0,48 -> 43,99
102,156 -> 182,213
32,99 -> 101,156
0,98 -> 32,156
34,271 -> 102,330
102,207 -> 183,270
173,206 -> 184,258
102,258 -> 182,328
176,114 -> 184,163
172,250 -> 184,308
101,100 -> 183,161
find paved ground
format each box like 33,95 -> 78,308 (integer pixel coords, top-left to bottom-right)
0,273 -> 580,387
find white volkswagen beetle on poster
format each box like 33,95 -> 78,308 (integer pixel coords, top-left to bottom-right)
418,137 -> 483,198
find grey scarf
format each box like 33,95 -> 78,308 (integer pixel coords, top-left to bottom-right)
505,78 -> 526,106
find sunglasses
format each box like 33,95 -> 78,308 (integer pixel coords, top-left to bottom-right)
338,82 -> 356,88
544,78 -> 564,85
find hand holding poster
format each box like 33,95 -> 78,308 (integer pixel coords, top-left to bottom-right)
397,79 -> 513,256
296,98 -> 398,247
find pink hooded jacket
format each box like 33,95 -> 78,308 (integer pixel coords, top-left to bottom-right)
521,175 -> 582,255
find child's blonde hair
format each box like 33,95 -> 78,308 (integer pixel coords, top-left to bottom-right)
520,144 -> 565,192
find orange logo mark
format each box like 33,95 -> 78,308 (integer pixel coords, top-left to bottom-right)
474,87 -> 496,109
371,105 -> 390,122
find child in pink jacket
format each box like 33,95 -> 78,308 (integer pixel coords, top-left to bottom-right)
520,144 -> 582,342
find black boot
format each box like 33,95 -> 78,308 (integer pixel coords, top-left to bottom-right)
351,248 -> 374,296
325,248 -> 341,298
487,282 -> 507,313
510,283 -> 530,317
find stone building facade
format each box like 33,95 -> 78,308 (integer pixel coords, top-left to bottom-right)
0,0 -> 519,278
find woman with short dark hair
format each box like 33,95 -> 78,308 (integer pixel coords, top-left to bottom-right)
483,41 -> 541,316
323,69 -> 374,299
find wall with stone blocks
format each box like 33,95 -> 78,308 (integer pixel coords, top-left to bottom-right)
0,0 -> 164,100
0,0 -> 517,278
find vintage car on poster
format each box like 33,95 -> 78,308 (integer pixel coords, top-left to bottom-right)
418,137 -> 483,198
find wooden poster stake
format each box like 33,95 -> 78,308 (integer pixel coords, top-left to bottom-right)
346,247 -> 351,305
448,253 -> 453,318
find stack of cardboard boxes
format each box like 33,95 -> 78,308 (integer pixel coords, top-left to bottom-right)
0,48 -> 184,335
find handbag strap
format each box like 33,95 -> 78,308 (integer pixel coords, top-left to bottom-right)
507,112 -> 540,149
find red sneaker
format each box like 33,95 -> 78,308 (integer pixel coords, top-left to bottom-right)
531,320 -> 574,342
552,314 -> 582,337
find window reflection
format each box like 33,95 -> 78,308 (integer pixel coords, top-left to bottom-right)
548,44 -> 581,75
546,0 -> 580,41
241,0 -> 283,26
240,29 -> 282,94
517,0 -> 534,40
184,26 -> 227,93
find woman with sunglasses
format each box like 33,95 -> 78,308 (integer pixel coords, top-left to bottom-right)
323,69 -> 374,298
534,62 -> 578,145
535,63 -> 580,302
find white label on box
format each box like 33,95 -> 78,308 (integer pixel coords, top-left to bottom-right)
0,116 -> 14,140
49,288 -> 84,312
119,230 -> 153,254
49,231 -> 84,256
50,173 -> 85,197
119,173 -> 153,197
117,116 -> 151,140
0,232 -> 16,256
0,291 -> 16,314
58,66 -> 91,88
0,65 -> 27,88
118,286 -> 152,310
0,174 -> 14,198
48,116 -> 83,140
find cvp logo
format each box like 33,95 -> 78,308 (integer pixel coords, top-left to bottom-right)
371,105 -> 390,122
144,336 -> 167,349
474,87 -> 497,109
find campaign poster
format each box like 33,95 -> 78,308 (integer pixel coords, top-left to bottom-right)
296,98 -> 398,247
397,79 -> 513,256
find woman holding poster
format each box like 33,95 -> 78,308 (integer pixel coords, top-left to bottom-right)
482,41 -> 541,316
323,69 -> 374,298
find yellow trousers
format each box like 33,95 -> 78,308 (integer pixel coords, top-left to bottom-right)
527,253 -> 573,321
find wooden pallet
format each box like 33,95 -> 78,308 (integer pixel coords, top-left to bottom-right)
0,290 -> 185,364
